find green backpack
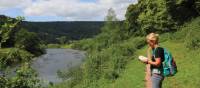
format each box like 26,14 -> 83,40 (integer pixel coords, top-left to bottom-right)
153,48 -> 178,77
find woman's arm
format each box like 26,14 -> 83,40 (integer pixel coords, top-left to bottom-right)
147,58 -> 161,67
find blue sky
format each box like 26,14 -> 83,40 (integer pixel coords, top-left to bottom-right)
0,0 -> 137,21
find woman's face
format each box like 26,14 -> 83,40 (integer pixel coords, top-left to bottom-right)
147,39 -> 155,48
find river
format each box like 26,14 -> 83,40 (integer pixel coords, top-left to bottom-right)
31,49 -> 85,83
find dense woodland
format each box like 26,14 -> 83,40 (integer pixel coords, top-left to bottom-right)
0,0 -> 200,88
21,21 -> 104,44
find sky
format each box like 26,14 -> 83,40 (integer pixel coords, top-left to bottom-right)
0,0 -> 137,21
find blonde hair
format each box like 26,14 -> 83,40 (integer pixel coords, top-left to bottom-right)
146,33 -> 159,42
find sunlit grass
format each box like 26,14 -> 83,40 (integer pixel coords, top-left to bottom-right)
47,44 -> 72,49
49,40 -> 200,88
100,40 -> 200,88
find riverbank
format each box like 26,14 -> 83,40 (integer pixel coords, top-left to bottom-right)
47,44 -> 73,49
0,48 -> 86,88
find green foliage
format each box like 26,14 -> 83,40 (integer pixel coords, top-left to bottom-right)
57,66 -> 83,88
56,36 -> 68,45
0,16 -> 45,56
46,1 -> 200,88
169,0 -> 199,23
50,0 -> 200,88
0,16 -> 44,88
0,17 -> 22,48
138,0 -> 177,34
105,8 -> 118,21
0,27 -> 12,48
82,41 -> 200,88
56,9 -> 141,88
47,44 -> 61,48
125,4 -> 141,36
0,48 -> 33,68
0,76 -> 7,88
195,0 -> 200,14
0,18 -> 45,88
50,1 -> 200,88
125,0 -> 200,35
21,21 -> 104,44
173,17 -> 200,49
66,36 -> 146,87
58,0 -> 200,88
60,44 -> 73,49
0,63 -> 42,88
14,29 -> 45,56
51,36 -> 146,88
73,9 -> 125,52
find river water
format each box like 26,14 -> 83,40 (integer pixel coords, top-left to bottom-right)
31,49 -> 85,83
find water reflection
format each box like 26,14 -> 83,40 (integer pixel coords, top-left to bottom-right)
31,49 -> 85,83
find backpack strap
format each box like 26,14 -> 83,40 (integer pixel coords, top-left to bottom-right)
152,47 -> 158,58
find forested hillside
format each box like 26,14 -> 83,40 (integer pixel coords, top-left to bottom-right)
1,15 -> 104,44
49,0 -> 200,88
21,21 -> 104,43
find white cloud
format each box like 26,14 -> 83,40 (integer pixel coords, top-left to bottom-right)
0,0 -> 32,9
24,0 -> 137,21
0,0 -> 137,21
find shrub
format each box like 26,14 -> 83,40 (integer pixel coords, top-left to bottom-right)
0,63 -> 42,88
0,48 -> 33,68
74,37 -> 145,87
47,44 -> 61,48
15,29 -> 45,56
174,17 -> 200,49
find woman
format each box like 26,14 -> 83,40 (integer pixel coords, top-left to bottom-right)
145,33 -> 165,88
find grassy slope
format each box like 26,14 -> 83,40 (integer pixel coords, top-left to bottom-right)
76,40 -> 200,88
50,17 -> 200,88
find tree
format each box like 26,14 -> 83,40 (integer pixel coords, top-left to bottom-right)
195,0 -> 200,14
99,8 -> 123,47
137,0 -> 177,34
105,8 -> 118,21
125,0 -> 200,35
14,29 -> 45,56
56,36 -> 68,45
0,17 -> 23,48
102,8 -> 119,32
125,3 -> 144,36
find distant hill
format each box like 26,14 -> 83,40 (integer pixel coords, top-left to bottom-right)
21,21 -> 104,44
0,15 -> 7,19
0,15 -> 104,44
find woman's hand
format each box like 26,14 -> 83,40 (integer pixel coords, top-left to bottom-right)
144,59 -> 149,64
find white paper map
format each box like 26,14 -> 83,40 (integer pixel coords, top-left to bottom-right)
138,55 -> 148,62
